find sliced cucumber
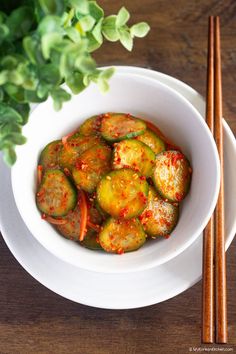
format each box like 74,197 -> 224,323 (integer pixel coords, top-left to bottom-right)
153,150 -> 192,202
56,204 -> 81,240
136,129 -> 166,154
99,217 -> 146,253
101,113 -> 146,142
36,169 -> 77,217
140,186 -> 179,237
96,169 -> 149,219
72,145 -> 112,193
81,229 -> 102,250
56,202 -> 103,245
59,135 -> 101,171
113,139 -> 155,177
95,199 -> 109,220
88,200 -> 103,225
39,140 -> 62,169
79,115 -> 103,136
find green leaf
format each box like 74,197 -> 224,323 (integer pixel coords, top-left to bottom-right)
1,55 -> 19,70
99,67 -> 115,80
38,15 -> 63,36
50,87 -> 71,111
1,132 -> 27,145
92,18 -> 103,44
0,70 -> 8,85
41,32 -> 62,59
89,1 -> 104,21
62,8 -> 75,27
0,11 -> 7,24
76,56 -> 96,74
39,0 -> 65,16
79,15 -> 96,32
37,83 -> 50,99
0,122 -> 22,134
39,64 -> 61,86
25,90 -> 47,103
87,33 -> 102,52
65,27 -> 81,43
119,28 -> 133,51
97,78 -> 109,93
116,7 -> 130,28
7,101 -> 30,125
4,84 -> 26,103
102,15 -> 119,42
66,72 -> 86,94
130,22 -> 150,38
0,87 -> 4,101
3,146 -> 17,166
59,43 -> 81,77
0,24 -> 9,43
6,6 -> 35,40
69,0 -> 89,15
23,36 -> 45,65
0,103 -> 23,124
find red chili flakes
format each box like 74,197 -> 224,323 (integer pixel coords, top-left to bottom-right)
175,192 -> 183,201
138,192 -> 147,204
172,153 -> 184,166
117,247 -> 124,255
145,210 -> 153,218
41,213 -> 47,220
164,234 -> 170,239
139,175 -> 146,180
119,207 -> 129,218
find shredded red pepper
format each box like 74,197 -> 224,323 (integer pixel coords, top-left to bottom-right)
78,190 -> 88,241
146,121 -> 182,152
37,165 -> 43,185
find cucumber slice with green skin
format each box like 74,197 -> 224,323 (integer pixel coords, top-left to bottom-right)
88,200 -> 104,225
97,169 -> 149,219
79,115 -> 103,136
36,169 -> 77,217
95,199 -> 109,220
72,145 -> 112,193
140,186 -> 179,237
113,139 -> 155,177
59,135 -> 102,171
99,217 -> 146,253
153,150 -> 192,202
136,129 -> 166,154
101,113 -> 146,142
81,229 -> 102,250
56,205 -> 81,240
56,202 -> 102,242
39,140 -> 62,169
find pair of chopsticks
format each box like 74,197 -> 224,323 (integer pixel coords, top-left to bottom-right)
202,16 -> 227,344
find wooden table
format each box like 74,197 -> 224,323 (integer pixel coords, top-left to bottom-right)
0,1 -> 235,353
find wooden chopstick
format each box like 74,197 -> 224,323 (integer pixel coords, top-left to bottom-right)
202,15 -> 214,344
214,16 -> 227,344
202,16 -> 227,344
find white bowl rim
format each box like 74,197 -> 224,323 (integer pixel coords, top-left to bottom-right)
11,69 -> 221,273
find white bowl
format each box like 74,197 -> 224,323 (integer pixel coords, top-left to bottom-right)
11,70 -> 220,273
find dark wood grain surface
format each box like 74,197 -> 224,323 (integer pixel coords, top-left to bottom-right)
0,1 -> 235,353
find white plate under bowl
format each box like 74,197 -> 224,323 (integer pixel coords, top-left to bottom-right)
11,71 -> 220,273
0,67 -> 235,309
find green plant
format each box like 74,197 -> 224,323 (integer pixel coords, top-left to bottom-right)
0,0 -> 150,166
